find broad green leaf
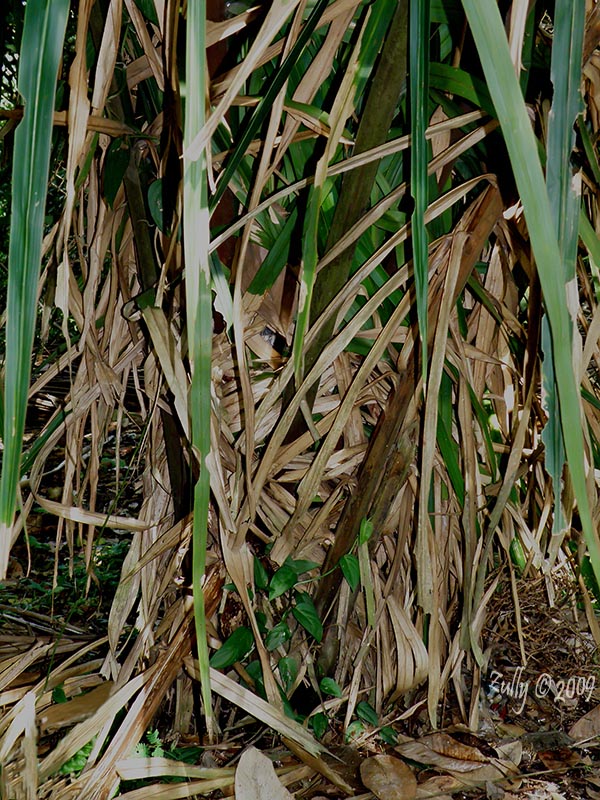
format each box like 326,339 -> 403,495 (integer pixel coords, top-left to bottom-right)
265,620 -> 292,651
345,720 -> 365,743
358,517 -> 373,546
278,656 -> 299,690
269,565 -> 297,600
59,739 -> 95,776
52,686 -> 68,704
292,593 -> 323,642
133,0 -> 159,25
245,661 -> 266,698
255,611 -> 268,634
253,556 -> 269,591
310,712 -> 328,740
103,138 -> 129,208
319,677 -> 343,698
210,627 -> 254,669
509,537 -> 526,574
429,63 -> 495,116
379,726 -> 399,744
355,701 -> 379,726
284,556 -> 319,575
147,179 -> 165,233
339,554 -> 360,591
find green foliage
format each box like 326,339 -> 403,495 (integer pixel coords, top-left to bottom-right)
209,626 -> 254,668
0,0 -> 69,575
268,565 -> 298,601
309,711 -> 328,739
355,700 -> 378,726
265,620 -> 292,651
291,591 -> 323,642
319,677 -> 342,698
339,554 -> 360,591
59,738 -> 95,776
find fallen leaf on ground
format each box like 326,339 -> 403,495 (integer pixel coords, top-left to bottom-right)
537,747 -> 581,771
360,754 -> 417,800
235,746 -> 294,800
569,703 -> 600,742
415,773 -> 459,798
395,732 -> 489,772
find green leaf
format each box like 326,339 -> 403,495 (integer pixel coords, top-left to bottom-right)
509,537 -> 526,574
310,712 -> 328,740
292,593 -> 323,642
253,556 -> 269,591
208,0 -> 332,211
284,556 -> 320,575
133,0 -> 159,25
245,660 -> 266,698
379,726 -> 399,745
248,207 -> 298,294
255,611 -> 268,634
429,63 -> 495,116
410,0 -> 431,384
358,517 -> 373,546
265,620 -> 292,651
210,627 -> 254,669
355,701 -> 379,726
278,656 -> 299,690
345,720 -> 365,743
269,565 -> 297,600
462,0 -> 600,608
147,178 -> 165,233
183,0 -> 214,737
52,686 -> 67,704
542,0 -> 586,536
0,0 -> 69,578
103,138 -> 129,208
339,554 -> 360,592
319,677 -> 342,698
59,739 -> 95,776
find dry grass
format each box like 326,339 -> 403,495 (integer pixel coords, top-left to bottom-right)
1,0 -> 600,797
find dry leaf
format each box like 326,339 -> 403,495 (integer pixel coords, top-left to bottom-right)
235,746 -> 294,800
416,773 -> 458,799
569,703 -> 600,742
395,732 -> 488,772
360,754 -> 417,800
537,748 -> 581,771
39,682 -> 114,733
